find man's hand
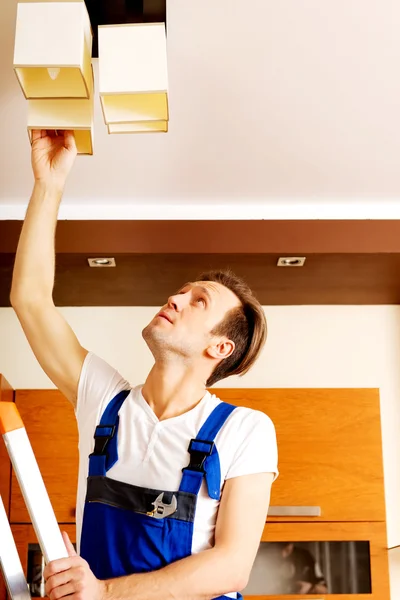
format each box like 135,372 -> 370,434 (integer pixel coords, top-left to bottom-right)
296,580 -> 313,594
311,582 -> 329,593
44,531 -> 106,600
31,129 -> 77,188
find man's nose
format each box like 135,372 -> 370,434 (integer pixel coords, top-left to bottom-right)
167,292 -> 187,311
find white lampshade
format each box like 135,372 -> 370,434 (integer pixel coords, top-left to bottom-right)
27,69 -> 94,154
108,121 -> 168,134
98,23 -> 168,128
14,0 -> 92,99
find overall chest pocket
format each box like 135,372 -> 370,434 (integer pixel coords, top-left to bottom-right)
81,477 -> 198,578
81,500 -> 194,578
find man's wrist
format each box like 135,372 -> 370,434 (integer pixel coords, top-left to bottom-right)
99,578 -> 111,600
33,178 -> 65,197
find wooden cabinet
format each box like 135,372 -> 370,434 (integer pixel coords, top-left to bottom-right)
2,386 -> 389,600
217,388 -> 386,523
10,390 -> 78,524
244,521 -> 390,600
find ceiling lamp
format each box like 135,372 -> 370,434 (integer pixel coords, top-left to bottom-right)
98,23 -> 168,134
88,258 -> 116,267
13,0 -> 92,99
277,257 -> 306,267
27,69 -> 94,155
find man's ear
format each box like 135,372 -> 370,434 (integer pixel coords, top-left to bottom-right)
206,339 -> 235,360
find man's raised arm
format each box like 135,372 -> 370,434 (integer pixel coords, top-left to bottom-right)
10,130 -> 88,407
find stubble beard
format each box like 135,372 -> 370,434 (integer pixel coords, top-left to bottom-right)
142,322 -> 192,362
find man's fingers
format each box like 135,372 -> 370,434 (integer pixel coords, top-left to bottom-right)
31,129 -> 50,141
44,556 -> 83,579
45,569 -> 72,596
31,129 -> 44,142
31,129 -> 77,152
47,581 -> 76,600
62,531 -> 77,557
63,130 -> 77,153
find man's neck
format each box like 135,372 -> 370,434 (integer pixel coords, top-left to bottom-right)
142,361 -> 208,421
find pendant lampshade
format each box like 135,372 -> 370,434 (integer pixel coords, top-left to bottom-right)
98,23 -> 168,133
27,68 -> 94,155
13,0 -> 92,99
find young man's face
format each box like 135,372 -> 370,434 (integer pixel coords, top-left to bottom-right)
142,280 -> 240,361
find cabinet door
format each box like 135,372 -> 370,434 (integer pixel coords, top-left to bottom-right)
10,390 -> 78,523
216,389 -> 386,522
243,521 -> 389,600
8,388 -> 386,524
10,524 -> 76,600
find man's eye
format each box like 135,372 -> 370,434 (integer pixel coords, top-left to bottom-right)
196,297 -> 206,306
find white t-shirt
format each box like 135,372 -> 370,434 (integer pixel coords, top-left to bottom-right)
75,352 -> 279,559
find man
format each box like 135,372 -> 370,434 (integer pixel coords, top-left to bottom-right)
11,130 -> 278,600
279,543 -> 328,594
260,543 -> 328,594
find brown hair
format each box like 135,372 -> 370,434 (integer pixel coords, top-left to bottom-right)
197,270 -> 267,387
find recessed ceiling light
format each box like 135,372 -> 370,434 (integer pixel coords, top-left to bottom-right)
88,258 -> 116,267
277,257 -> 306,267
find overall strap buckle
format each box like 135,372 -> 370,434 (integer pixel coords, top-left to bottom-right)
91,424 -> 116,456
179,403 -> 237,500
183,438 -> 215,473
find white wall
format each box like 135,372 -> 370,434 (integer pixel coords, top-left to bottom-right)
1,305 -> 400,596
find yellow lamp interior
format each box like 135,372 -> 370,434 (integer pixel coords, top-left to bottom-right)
15,46 -> 92,99
101,93 -> 168,124
16,67 -> 87,99
108,121 -> 168,134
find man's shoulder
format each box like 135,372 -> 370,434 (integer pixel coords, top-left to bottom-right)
76,351 -> 133,420
210,394 -> 279,480
209,392 -> 276,433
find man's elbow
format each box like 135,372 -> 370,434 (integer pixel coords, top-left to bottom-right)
10,287 -> 20,309
212,546 -> 252,592
10,287 -> 30,310
10,293 -> 29,314
226,561 -> 251,593
235,574 -> 250,593
10,290 -> 50,313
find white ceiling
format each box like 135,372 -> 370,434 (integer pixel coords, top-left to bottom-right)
2,0 -> 400,219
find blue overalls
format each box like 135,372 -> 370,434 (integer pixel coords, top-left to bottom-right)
80,390 -> 244,600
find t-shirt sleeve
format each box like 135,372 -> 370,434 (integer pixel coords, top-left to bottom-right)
225,409 -> 279,481
75,351 -> 130,426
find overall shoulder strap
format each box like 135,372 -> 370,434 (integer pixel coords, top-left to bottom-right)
179,402 -> 236,500
88,389 -> 130,477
